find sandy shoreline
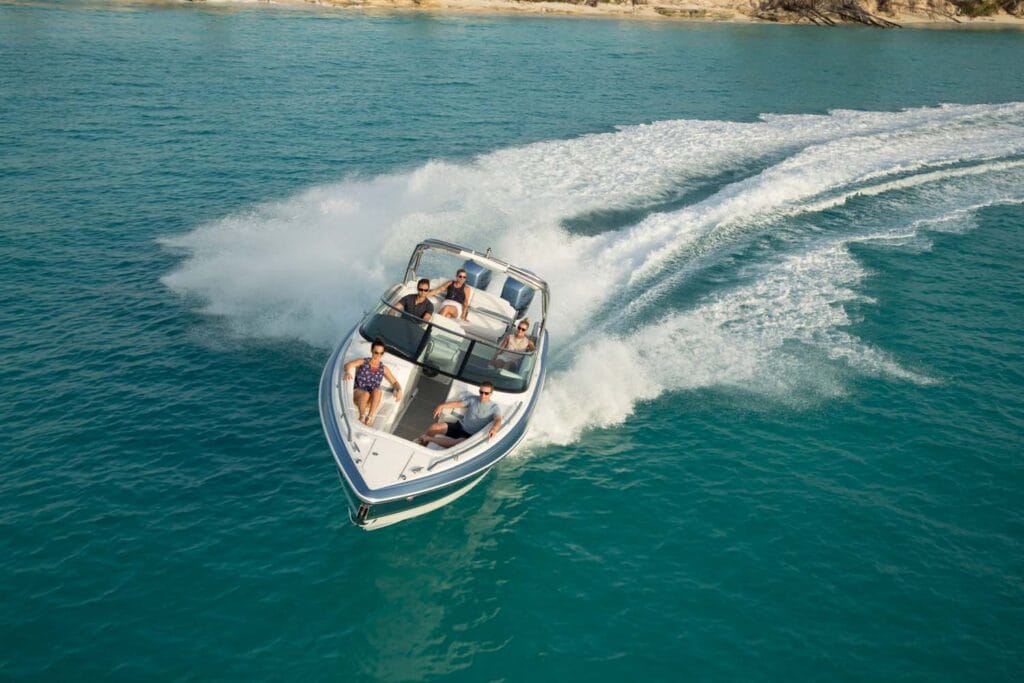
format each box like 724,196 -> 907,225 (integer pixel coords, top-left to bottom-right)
164,0 -> 1024,28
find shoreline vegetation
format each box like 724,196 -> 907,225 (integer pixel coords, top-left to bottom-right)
171,0 -> 1024,28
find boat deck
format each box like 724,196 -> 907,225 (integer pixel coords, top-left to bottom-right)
334,342 -> 526,490
321,239 -> 549,527
392,373 -> 451,441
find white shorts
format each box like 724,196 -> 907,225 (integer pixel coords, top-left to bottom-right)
439,300 -> 463,316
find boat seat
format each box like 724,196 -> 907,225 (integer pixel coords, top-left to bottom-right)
410,281 -> 513,345
461,260 -> 492,290
423,336 -> 462,370
341,347 -> 414,434
366,387 -> 399,430
500,277 -> 534,319
462,313 -> 507,344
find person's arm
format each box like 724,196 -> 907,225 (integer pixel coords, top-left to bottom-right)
422,300 -> 433,322
461,285 -> 472,320
527,339 -> 536,352
428,281 -> 452,298
433,400 -> 465,420
343,358 -> 364,381
382,367 -> 402,401
487,413 -> 503,439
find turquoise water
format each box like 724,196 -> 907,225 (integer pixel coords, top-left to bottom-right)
3,1 -> 1024,679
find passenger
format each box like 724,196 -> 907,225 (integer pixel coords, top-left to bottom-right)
490,318 -> 535,370
415,381 -> 501,449
343,338 -> 402,426
394,278 -> 434,321
428,268 -> 472,321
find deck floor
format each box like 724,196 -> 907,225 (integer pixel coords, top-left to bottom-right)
393,373 -> 452,441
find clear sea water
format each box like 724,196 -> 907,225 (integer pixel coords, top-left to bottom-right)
2,1 -> 1023,679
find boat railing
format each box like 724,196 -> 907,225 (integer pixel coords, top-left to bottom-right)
361,298 -> 538,393
404,240 -> 550,338
333,359 -> 359,451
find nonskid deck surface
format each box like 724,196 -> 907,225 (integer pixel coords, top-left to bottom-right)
393,373 -> 452,441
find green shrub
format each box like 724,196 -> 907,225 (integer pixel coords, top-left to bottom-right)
953,0 -> 1000,15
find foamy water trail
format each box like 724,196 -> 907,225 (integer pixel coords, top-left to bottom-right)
604,157 -> 1024,332
612,108 -> 1024,286
526,243 -> 882,446
162,103 -> 1024,446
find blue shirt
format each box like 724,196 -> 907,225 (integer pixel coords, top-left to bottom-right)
460,395 -> 501,434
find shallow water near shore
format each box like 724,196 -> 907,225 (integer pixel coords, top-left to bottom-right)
3,2 -> 1024,679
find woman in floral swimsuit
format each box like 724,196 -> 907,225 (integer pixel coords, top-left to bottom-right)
428,268 -> 473,320
343,338 -> 403,425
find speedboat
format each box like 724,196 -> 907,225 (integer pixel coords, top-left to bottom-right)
319,239 -> 549,529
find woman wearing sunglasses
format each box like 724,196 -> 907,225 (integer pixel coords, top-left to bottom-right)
490,318 -> 536,370
428,268 -> 473,321
343,338 -> 403,426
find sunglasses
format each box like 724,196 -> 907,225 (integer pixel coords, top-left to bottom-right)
517,326 -> 528,332
456,275 -> 466,280
479,390 -> 491,396
418,287 -> 429,292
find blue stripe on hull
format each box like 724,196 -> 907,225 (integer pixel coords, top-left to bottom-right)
347,468 -> 491,528
320,330 -> 548,524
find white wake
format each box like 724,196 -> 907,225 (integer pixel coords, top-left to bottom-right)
161,102 -> 1024,446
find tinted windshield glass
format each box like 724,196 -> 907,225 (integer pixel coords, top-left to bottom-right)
360,306 -> 535,393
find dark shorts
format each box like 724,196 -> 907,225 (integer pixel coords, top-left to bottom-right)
445,421 -> 472,440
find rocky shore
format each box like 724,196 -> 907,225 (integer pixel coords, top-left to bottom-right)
180,0 -> 1024,28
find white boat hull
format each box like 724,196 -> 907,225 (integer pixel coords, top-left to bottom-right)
319,240 -> 550,529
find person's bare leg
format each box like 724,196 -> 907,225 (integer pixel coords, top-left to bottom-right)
440,305 -> 457,318
415,422 -> 449,445
426,435 -> 466,449
353,389 -> 370,421
426,421 -> 450,437
366,388 -> 383,424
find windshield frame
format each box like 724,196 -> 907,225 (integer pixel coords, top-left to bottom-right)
404,239 -> 550,338
359,298 -> 539,393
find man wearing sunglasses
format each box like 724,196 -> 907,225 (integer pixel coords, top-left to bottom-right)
415,381 -> 502,449
395,277 -> 434,321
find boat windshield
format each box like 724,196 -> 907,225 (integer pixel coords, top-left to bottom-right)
360,299 -> 537,393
